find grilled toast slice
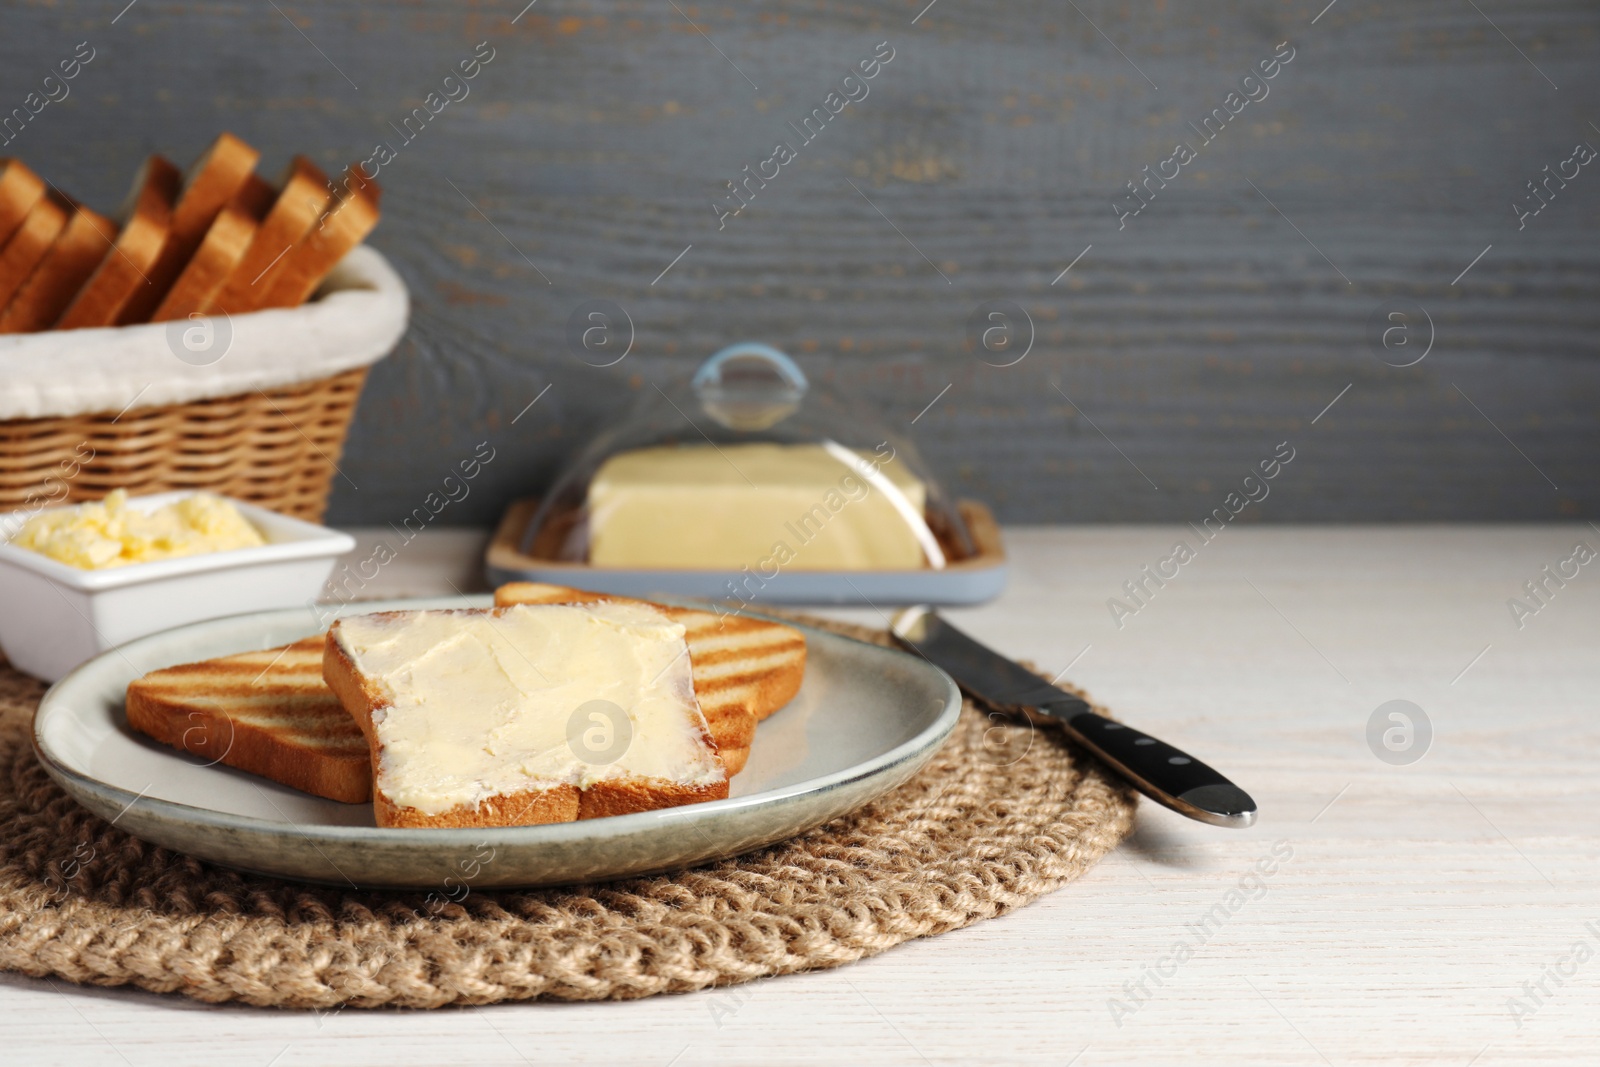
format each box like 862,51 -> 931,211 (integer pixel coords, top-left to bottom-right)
56,155 -> 181,330
151,173 -> 274,322
323,603 -> 730,829
0,159 -> 46,248
125,636 -> 371,804
117,132 -> 260,324
207,155 -> 332,314
0,203 -> 117,333
493,582 -> 807,775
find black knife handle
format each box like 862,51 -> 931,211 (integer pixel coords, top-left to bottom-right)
1041,702 -> 1257,828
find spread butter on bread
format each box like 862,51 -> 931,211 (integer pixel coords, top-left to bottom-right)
116,132 -> 260,324
0,203 -> 117,334
323,603 -> 729,828
125,635 -> 372,804
56,155 -> 181,330
493,582 -> 807,775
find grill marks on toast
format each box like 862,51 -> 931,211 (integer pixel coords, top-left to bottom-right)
676,627 -> 807,718
125,636 -> 371,803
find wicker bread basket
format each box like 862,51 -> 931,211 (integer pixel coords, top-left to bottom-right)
0,247 -> 408,522
0,368 -> 368,521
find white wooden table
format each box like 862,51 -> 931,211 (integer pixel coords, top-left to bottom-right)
4,525 -> 1596,1065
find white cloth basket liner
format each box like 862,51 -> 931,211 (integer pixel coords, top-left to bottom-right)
0,245 -> 409,421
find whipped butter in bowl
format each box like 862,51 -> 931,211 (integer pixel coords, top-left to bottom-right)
0,490 -> 353,682
11,489 -> 266,569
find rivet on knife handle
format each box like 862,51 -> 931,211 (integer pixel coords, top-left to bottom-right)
1040,702 -> 1256,828
890,606 -> 1257,829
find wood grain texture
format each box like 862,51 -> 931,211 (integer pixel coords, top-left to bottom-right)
2,2 -> 1597,523
3,525 -> 1596,1063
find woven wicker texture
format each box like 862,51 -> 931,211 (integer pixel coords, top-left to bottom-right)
0,618 -> 1136,1009
0,368 -> 367,522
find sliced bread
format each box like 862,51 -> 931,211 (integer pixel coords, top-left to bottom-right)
256,165 -> 379,311
0,159 -> 46,247
0,190 -> 68,312
150,172 -> 274,322
117,131 -> 260,324
125,636 -> 372,804
55,155 -> 181,330
0,202 -> 117,333
207,155 -> 332,314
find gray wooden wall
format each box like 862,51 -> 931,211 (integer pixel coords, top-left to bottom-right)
5,0 -> 1598,525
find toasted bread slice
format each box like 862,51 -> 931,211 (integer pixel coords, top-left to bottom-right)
494,582 -> 807,775
123,588 -> 796,807
0,190 -> 68,311
207,155 -> 333,315
0,203 -> 117,334
257,164 -> 379,311
0,160 -> 46,247
150,173 -> 274,322
126,636 -> 372,804
117,132 -> 260,324
324,604 -> 730,829
56,156 -> 182,330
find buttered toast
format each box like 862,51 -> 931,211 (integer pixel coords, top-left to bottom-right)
493,582 -> 807,775
323,603 -> 730,829
125,636 -> 371,803
122,587 -> 804,814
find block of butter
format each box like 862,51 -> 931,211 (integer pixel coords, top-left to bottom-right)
586,442 -> 927,570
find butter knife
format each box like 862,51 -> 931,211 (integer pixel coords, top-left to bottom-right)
890,607 -> 1257,828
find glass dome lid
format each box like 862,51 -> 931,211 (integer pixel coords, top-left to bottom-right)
521,343 -> 975,572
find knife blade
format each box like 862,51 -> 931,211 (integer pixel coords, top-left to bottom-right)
890,607 -> 1257,828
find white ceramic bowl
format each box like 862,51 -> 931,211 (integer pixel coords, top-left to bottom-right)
0,491 -> 354,682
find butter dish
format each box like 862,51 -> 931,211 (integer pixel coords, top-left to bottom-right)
486,497 -> 1006,605
489,344 -> 1007,605
0,491 -> 352,681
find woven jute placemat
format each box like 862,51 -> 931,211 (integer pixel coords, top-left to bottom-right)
0,618 -> 1136,1009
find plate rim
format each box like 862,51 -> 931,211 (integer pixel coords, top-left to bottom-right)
32,595 -> 962,848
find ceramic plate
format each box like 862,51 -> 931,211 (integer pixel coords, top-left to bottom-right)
33,596 -> 960,890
